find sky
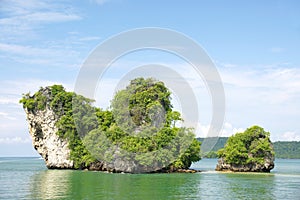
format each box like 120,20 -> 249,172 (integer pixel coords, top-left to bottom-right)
0,0 -> 300,156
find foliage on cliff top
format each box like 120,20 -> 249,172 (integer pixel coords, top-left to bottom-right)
217,126 -> 274,165
20,78 -> 201,171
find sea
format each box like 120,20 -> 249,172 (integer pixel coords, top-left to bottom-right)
0,158 -> 299,200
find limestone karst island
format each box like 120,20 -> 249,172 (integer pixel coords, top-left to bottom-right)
216,126 -> 275,172
20,78 -> 275,173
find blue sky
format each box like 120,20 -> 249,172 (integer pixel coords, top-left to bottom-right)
0,0 -> 300,156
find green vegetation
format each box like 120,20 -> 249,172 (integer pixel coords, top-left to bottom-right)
20,78 -> 201,170
273,141 -> 300,159
217,126 -> 274,165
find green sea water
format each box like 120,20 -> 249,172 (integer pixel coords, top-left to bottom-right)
0,158 -> 299,200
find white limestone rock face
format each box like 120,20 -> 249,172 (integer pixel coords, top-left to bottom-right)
25,108 -> 74,169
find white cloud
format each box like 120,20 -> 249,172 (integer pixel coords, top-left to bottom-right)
196,123 -> 210,138
0,12 -> 81,26
0,137 -> 31,144
0,0 -> 51,15
219,64 -> 300,104
0,42 -> 75,57
196,122 -> 244,138
0,0 -> 81,22
0,1 -> 87,68
221,122 -> 244,137
0,42 -> 82,67
280,131 -> 300,141
0,0 -> 82,41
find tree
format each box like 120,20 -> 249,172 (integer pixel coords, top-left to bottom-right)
109,78 -> 201,170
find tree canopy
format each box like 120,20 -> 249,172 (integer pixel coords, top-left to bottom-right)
217,126 -> 274,165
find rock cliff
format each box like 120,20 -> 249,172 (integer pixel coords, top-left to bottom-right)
24,90 -> 73,169
215,156 -> 274,172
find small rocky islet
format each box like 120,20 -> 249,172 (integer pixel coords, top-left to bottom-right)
216,126 -> 275,172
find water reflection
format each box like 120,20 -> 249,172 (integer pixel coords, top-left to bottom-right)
27,160 -> 300,200
29,170 -> 200,200
89,173 -> 202,200
29,170 -> 72,199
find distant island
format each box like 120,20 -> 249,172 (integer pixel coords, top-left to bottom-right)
198,138 -> 300,159
20,78 -> 201,173
215,126 -> 274,172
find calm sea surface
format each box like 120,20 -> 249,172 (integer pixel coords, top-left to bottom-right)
0,158 -> 299,200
